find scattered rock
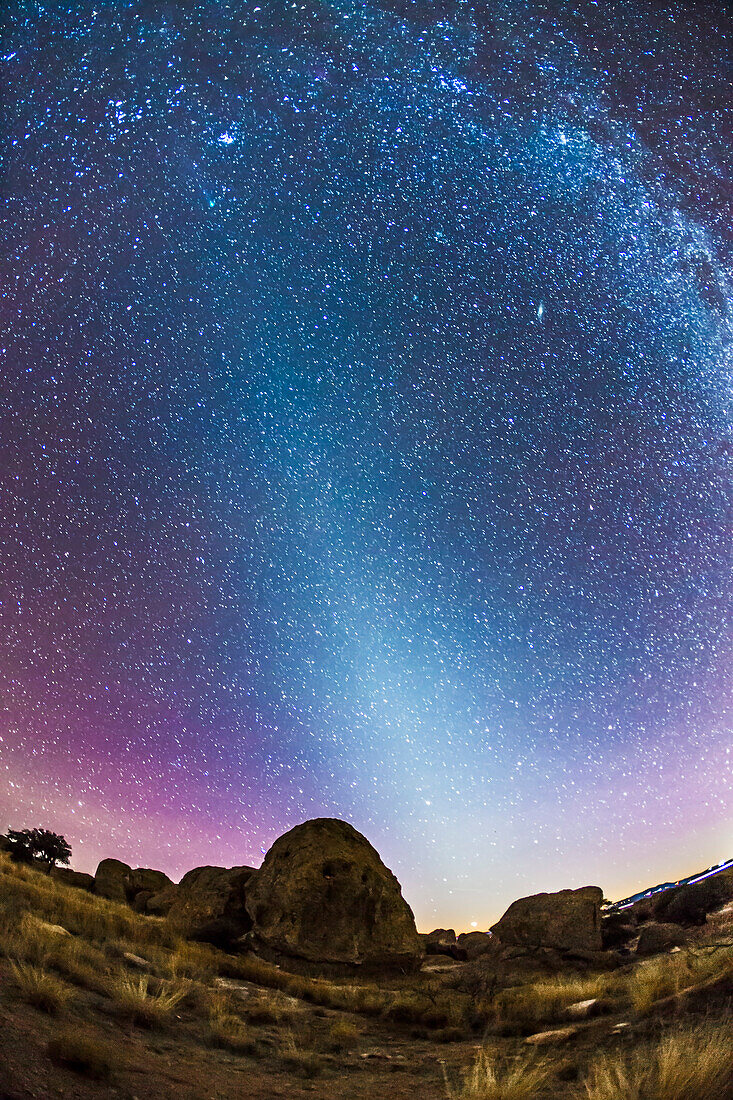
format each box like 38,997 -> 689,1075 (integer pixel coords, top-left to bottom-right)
245,818 -> 421,969
524,1026 -> 578,1046
36,920 -> 71,937
51,867 -> 95,892
94,858 -> 132,902
566,998 -> 598,1020
490,886 -> 604,953
166,865 -> 256,945
635,922 -> 687,957
122,952 -> 149,970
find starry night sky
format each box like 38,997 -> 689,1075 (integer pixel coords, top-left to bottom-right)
1,0 -> 731,930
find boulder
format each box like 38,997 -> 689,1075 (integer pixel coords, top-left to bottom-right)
636,922 -> 687,957
146,886 -> 179,916
456,931 -> 493,960
654,872 -> 733,926
490,886 -> 604,953
51,867 -> 95,892
127,868 -> 172,897
425,928 -> 457,946
94,858 -> 132,902
245,818 -> 421,969
165,865 -> 256,945
94,859 -> 173,908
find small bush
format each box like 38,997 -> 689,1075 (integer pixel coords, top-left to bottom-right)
582,1021 -> 733,1100
47,1031 -> 118,1080
9,962 -> 74,1014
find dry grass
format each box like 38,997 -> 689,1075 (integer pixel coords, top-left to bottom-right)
629,946 -> 733,1014
108,973 -> 189,1027
0,853 -> 174,950
279,1036 -> 326,1078
208,1000 -> 261,1054
328,1018 -> 360,1050
443,1046 -> 551,1100
582,1022 -> 733,1100
487,973 -> 612,1034
9,961 -> 75,1014
47,1031 -> 119,1080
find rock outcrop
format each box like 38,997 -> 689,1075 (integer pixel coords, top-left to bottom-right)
94,859 -> 174,911
490,886 -> 604,953
51,867 -> 95,892
653,872 -> 733,926
245,818 -> 421,969
165,865 -> 256,945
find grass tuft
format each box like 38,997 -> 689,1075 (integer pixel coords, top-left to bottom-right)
444,1046 -> 551,1100
582,1022 -> 733,1100
9,961 -> 75,1014
108,973 -> 189,1027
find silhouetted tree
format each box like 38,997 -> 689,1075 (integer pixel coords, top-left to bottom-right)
3,828 -> 71,871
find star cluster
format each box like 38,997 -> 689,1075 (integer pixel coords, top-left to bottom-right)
0,0 -> 730,928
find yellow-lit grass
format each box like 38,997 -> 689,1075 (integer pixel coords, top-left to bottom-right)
488,973 -> 612,1034
444,1046 -> 551,1100
0,852 -> 174,949
108,973 -> 189,1027
629,946 -> 733,1015
582,1022 -> 733,1100
9,962 -> 75,1014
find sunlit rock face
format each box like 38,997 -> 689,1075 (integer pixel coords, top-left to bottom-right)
245,818 -> 421,970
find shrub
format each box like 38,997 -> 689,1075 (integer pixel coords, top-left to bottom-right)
47,1032 -> 118,1080
9,962 -> 74,1014
582,1021 -> 733,1100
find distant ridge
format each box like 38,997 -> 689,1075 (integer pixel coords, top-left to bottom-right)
608,857 -> 733,911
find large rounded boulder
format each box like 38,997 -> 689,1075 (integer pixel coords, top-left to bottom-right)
490,886 -> 604,953
245,818 -> 421,970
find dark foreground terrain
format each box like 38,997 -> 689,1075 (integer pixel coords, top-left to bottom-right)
1,852 -> 732,1100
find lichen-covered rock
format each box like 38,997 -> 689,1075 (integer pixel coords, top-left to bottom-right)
94,858 -> 132,902
51,867 -> 95,892
245,818 -> 421,969
636,922 -> 687,956
490,886 -> 604,953
165,865 -> 256,945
